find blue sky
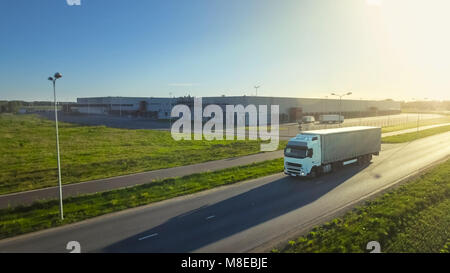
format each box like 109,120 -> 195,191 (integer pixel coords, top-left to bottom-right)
1,0 -> 449,102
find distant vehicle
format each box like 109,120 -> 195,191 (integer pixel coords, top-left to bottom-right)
300,115 -> 315,124
284,126 -> 381,177
319,114 -> 344,124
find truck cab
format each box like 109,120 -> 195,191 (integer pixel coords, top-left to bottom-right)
284,134 -> 321,177
300,115 -> 315,124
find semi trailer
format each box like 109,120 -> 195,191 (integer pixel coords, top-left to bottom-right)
319,114 -> 344,124
284,126 -> 381,177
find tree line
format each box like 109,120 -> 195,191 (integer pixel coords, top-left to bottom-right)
0,101 -> 53,113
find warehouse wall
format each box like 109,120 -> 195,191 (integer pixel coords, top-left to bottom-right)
74,96 -> 401,122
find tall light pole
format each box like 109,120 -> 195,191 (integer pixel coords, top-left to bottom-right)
331,92 -> 352,127
254,85 -> 260,96
48,72 -> 64,220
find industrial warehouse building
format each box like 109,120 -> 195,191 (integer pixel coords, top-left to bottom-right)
68,96 -> 401,123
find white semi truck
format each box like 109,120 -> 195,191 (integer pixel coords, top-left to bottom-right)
284,126 -> 381,177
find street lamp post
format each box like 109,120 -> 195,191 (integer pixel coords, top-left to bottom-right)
48,72 -> 64,220
330,92 -> 352,127
254,86 -> 260,96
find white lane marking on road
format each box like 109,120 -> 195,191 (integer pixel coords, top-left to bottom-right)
138,233 -> 158,241
206,215 -> 216,220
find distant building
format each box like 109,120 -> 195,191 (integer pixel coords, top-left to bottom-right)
67,96 -> 401,123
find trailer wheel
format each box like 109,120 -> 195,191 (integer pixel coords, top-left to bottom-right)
359,155 -> 370,165
358,156 -> 364,166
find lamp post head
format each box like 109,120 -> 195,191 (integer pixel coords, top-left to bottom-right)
48,77 -> 54,81
331,93 -> 336,96
347,92 -> 352,95
54,72 -> 62,79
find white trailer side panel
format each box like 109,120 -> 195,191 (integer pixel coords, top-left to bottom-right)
304,126 -> 381,164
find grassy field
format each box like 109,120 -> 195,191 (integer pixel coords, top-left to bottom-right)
0,114 -> 284,195
1,112 -> 448,195
382,124 -> 450,143
0,158 -> 284,239
381,116 -> 450,133
278,159 -> 450,253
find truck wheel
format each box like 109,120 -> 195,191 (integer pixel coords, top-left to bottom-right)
367,154 -> 373,162
359,155 -> 368,165
316,167 -> 323,177
310,167 -> 322,178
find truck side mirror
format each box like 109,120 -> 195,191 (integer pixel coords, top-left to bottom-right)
308,149 -> 313,158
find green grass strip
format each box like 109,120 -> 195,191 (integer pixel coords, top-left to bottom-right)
278,159 -> 450,253
381,117 -> 450,133
0,114 -> 286,195
0,158 -> 284,240
382,124 -> 450,143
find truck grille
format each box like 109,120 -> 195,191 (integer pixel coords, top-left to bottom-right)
286,162 -> 302,168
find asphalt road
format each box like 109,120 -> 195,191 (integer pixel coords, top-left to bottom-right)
0,132 -> 448,253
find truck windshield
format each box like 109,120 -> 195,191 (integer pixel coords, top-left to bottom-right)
284,146 -> 308,158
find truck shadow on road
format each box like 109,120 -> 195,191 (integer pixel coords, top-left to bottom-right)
101,163 -> 372,253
